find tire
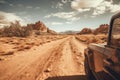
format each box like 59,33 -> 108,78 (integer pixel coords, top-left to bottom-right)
84,56 -> 96,80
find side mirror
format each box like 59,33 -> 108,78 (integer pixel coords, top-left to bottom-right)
110,17 -> 120,48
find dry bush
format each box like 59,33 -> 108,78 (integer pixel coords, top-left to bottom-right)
13,46 -> 19,49
0,28 -> 3,36
17,45 -> 32,51
24,46 -> 32,49
1,21 -> 32,37
17,45 -> 24,51
26,42 -> 35,45
76,36 -> 88,42
17,48 -> 24,51
76,34 -> 107,44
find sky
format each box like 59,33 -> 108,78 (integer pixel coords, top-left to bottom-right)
0,0 -> 120,32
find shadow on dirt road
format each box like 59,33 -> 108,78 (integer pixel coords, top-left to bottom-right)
45,75 -> 87,80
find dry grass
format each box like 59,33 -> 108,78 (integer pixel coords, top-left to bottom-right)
0,35 -> 68,57
16,45 -> 32,51
76,34 -> 107,44
24,46 -> 32,49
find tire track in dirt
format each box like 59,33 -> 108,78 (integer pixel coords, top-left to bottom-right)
44,37 -> 87,80
69,37 -> 87,75
0,36 -> 87,80
36,39 -> 67,80
40,40 -> 79,80
56,41 -> 80,76
0,37 -> 70,80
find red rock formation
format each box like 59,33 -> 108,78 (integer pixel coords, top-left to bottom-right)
27,21 -> 56,34
78,24 -> 109,35
93,24 -> 109,34
79,28 -> 92,34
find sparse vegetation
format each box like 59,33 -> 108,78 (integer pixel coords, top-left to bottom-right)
76,34 -> 107,44
0,21 -> 32,37
0,21 -> 56,37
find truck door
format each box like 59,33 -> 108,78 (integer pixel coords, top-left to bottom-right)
103,16 -> 120,80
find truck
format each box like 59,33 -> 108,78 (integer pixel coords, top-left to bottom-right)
84,12 -> 120,80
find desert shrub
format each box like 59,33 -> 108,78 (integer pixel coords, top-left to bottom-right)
0,28 -> 3,36
76,35 -> 107,44
1,21 -> 32,37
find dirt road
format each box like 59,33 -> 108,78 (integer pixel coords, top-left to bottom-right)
0,36 -> 87,80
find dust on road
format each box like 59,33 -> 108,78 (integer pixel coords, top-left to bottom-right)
0,36 -> 87,80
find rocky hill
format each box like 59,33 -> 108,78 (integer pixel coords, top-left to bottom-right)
78,24 -> 109,35
78,28 -> 92,34
27,21 -> 57,34
93,24 -> 109,35
0,21 -> 57,37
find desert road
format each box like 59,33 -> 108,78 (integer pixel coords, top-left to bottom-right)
0,36 -> 87,80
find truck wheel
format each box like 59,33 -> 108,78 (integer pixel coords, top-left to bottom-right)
84,56 -> 96,80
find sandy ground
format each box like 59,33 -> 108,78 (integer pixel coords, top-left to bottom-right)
0,35 -> 87,80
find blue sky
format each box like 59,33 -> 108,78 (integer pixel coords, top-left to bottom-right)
0,0 -> 120,32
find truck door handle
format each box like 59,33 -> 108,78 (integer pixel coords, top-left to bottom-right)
104,59 -> 114,66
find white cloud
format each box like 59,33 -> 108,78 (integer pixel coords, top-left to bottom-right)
69,17 -> 80,22
109,4 -> 120,13
71,0 -> 104,10
51,12 -> 76,19
92,6 -> 106,16
92,1 -> 120,16
51,22 -> 63,25
61,0 -> 72,3
46,22 -> 63,26
0,11 -> 25,27
61,0 -> 68,3
44,12 -> 80,22
65,21 -> 72,24
78,8 -> 90,13
44,15 -> 51,18
71,0 -> 120,16
56,2 -> 64,9
22,16 -> 32,23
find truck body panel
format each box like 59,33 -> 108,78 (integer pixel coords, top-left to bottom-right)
84,12 -> 120,80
